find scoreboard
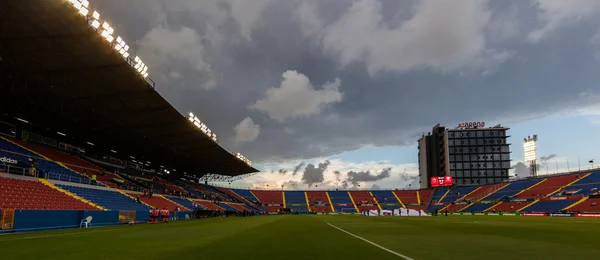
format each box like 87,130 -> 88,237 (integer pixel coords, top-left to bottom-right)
430,176 -> 453,187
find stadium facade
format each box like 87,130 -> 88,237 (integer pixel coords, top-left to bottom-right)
418,123 -> 511,188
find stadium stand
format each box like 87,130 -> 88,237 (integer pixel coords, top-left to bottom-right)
462,203 -> 494,212
440,186 -> 479,203
0,175 -> 98,210
393,190 -> 420,204
190,199 -> 224,211
284,191 -> 309,213
0,137 -> 84,181
165,196 -> 196,210
349,191 -> 379,211
559,172 -> 600,196
371,191 -> 402,210
484,179 -> 540,200
565,197 -> 600,213
56,184 -> 149,211
126,192 -> 188,211
328,191 -> 357,213
306,191 -> 333,212
215,187 -> 264,211
522,199 -> 578,213
251,190 -> 284,212
485,201 -> 534,213
515,174 -> 582,199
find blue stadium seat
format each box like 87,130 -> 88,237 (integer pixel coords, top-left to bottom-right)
284,191 -> 309,213
165,196 -> 196,210
523,200 -> 576,213
57,184 -> 149,211
430,187 -> 449,203
485,179 -> 540,200
371,191 -> 401,209
440,186 -> 478,203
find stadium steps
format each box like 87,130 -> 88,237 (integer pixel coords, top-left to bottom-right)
282,191 -> 286,208
347,191 -> 360,213
118,190 -> 152,208
549,173 -> 592,196
392,191 -> 406,208
304,191 -> 311,212
514,179 -> 547,197
40,179 -> 105,210
325,191 -> 335,212
191,199 -> 225,211
440,187 -> 482,212
369,192 -> 383,210
216,187 -> 263,211
437,189 -> 452,203
162,195 -> 191,211
226,203 -> 250,212
459,183 -> 510,212
563,197 -> 589,211
517,200 -> 539,212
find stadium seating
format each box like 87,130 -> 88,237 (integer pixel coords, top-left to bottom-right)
440,186 -> 479,203
462,203 -> 494,212
56,184 -> 149,211
393,190 -> 420,204
190,199 -> 224,211
0,138 -> 83,180
216,187 -> 263,211
515,174 -> 581,199
485,201 -> 534,213
349,191 -> 379,211
126,192 -> 188,210
306,191 -> 333,212
561,172 -> 600,196
484,179 -> 540,200
328,191 -> 357,213
164,196 -> 196,210
523,199 -> 578,213
371,191 -> 402,209
251,190 -> 284,212
230,188 -> 261,204
218,203 -> 239,212
0,175 -> 98,210
430,187 -> 450,203
225,203 -> 252,212
566,198 -> 600,213
284,191 -> 309,213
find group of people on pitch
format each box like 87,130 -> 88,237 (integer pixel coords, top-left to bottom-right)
148,208 -> 171,223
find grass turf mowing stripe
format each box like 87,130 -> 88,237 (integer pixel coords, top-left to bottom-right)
327,222 -> 414,260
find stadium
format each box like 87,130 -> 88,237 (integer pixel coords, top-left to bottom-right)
1,1 -> 600,259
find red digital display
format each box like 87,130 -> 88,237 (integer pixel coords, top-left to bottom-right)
430,176 -> 453,187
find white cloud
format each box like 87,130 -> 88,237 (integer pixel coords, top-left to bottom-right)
316,0 -> 507,75
249,70 -> 343,122
232,158 -> 419,190
234,117 -> 261,143
138,26 -> 217,89
529,0 -> 600,43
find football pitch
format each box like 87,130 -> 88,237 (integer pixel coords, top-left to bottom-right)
2,215 -> 599,260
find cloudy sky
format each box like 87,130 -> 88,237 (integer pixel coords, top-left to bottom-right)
89,0 -> 600,190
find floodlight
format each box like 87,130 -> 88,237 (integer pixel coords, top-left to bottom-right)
124,45 -> 129,51
135,56 -> 140,63
81,0 -> 89,8
91,20 -> 100,28
79,7 -> 89,16
107,27 -> 114,35
106,35 -> 114,42
116,37 -> 122,44
92,11 -> 100,20
142,72 -> 148,78
101,30 -> 109,38
115,44 -> 123,51
73,1 -> 82,9
120,41 -> 126,47
189,112 -> 194,118
103,22 -> 110,30
119,49 -> 126,55
123,52 -> 130,58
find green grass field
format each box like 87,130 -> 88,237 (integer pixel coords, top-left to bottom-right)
2,215 -> 599,260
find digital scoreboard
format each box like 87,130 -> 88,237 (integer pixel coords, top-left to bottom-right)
430,176 -> 453,187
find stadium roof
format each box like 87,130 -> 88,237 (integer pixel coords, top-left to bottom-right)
0,0 -> 258,176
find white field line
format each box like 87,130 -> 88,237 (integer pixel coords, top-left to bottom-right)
327,223 -> 415,260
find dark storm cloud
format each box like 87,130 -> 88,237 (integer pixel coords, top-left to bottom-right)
278,169 -> 288,175
90,0 -> 600,165
301,160 -> 330,186
292,162 -> 306,176
346,167 -> 392,187
540,154 -> 557,162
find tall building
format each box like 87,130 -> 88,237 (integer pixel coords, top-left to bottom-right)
418,122 -> 511,188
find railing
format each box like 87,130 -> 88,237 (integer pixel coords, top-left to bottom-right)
0,163 -> 40,178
